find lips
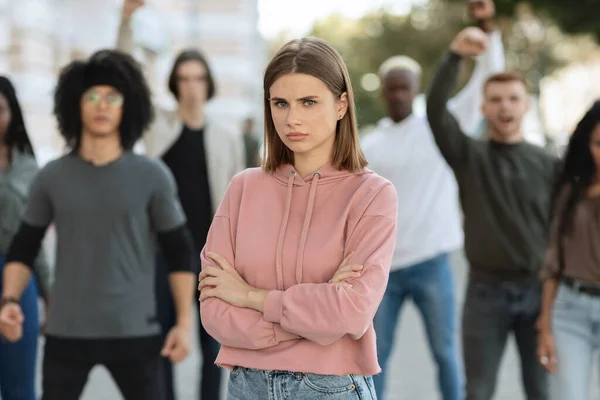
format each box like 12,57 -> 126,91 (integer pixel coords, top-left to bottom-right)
287,132 -> 307,138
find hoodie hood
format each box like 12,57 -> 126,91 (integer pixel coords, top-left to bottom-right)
270,162 -> 372,288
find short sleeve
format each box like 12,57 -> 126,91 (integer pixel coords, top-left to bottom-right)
23,168 -> 53,228
149,160 -> 186,233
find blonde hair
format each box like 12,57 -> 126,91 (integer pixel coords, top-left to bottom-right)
262,37 -> 367,173
378,55 -> 422,81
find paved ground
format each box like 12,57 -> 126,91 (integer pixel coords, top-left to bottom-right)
33,251 -> 600,399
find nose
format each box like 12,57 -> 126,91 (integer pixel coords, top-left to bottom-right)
285,104 -> 301,127
96,98 -> 110,110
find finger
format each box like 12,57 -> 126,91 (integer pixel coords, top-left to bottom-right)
170,343 -> 190,363
201,267 -> 223,278
330,271 -> 362,284
160,333 -> 175,357
199,288 -> 217,302
198,277 -> 218,291
340,251 -> 355,266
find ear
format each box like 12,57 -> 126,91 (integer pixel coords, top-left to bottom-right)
337,92 -> 349,118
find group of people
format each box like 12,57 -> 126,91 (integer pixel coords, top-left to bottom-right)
0,0 -> 599,399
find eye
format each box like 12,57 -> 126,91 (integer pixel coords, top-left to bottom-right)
107,93 -> 124,106
85,92 -> 100,103
303,100 -> 316,107
274,101 -> 287,108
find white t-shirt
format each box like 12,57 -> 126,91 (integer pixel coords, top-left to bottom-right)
361,115 -> 463,269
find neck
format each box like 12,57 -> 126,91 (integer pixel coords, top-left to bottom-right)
487,127 -> 523,144
78,131 -> 123,166
390,112 -> 412,124
178,102 -> 205,129
293,151 -> 331,178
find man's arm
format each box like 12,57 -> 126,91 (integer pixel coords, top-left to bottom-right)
116,0 -> 144,53
447,0 -> 503,135
3,166 -> 53,301
3,223 -> 48,300
426,27 -> 488,170
157,225 -> 196,330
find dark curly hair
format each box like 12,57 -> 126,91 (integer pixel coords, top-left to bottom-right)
53,49 -> 154,150
553,100 -> 600,249
0,76 -> 34,157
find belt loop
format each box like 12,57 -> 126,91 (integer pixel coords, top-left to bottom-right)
573,280 -> 581,293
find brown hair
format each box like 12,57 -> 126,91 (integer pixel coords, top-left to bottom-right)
262,37 -> 367,173
168,49 -> 216,101
484,71 -> 528,93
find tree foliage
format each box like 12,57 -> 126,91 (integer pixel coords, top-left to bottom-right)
447,0 -> 600,40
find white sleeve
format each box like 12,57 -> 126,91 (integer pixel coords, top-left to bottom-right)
446,30 -> 505,136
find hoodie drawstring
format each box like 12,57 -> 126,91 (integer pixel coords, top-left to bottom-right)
275,170 -> 295,290
274,170 -> 321,289
295,172 -> 320,284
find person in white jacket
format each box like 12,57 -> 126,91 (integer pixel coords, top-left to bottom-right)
361,1 -> 503,399
117,2 -> 245,400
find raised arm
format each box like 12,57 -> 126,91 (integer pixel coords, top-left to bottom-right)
116,0 -> 144,53
427,27 -> 488,170
447,0 -> 504,135
261,182 -> 398,346
199,175 -> 302,349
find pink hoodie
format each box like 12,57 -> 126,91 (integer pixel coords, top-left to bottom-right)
200,162 -> 397,376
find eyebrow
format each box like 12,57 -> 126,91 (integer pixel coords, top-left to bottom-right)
270,95 -> 320,102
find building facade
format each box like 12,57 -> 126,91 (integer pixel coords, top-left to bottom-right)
0,0 -> 266,165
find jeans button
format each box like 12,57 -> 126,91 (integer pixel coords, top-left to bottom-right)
349,384 -> 356,390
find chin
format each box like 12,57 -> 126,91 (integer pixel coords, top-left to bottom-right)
88,128 -> 117,137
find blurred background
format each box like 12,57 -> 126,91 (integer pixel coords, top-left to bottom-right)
2,0 -> 600,166
2,2 -> 600,398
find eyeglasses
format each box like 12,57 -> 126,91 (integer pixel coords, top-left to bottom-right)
83,90 -> 124,107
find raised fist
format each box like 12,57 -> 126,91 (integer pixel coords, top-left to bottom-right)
467,0 -> 496,21
451,27 -> 489,57
122,0 -> 145,19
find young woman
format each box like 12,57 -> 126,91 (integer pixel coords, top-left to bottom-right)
537,100 -> 600,400
0,76 -> 50,400
198,37 -> 398,399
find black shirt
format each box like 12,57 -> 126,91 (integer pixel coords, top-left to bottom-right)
427,52 -> 559,282
162,125 -> 213,250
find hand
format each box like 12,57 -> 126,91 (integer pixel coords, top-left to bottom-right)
0,302 -> 24,342
450,27 -> 489,57
122,0 -> 145,19
537,328 -> 557,374
161,325 -> 191,363
329,252 -> 362,287
467,0 -> 495,21
198,252 -> 253,308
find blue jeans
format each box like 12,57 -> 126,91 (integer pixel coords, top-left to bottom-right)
373,253 -> 461,400
550,283 -> 600,400
227,367 -> 377,399
462,278 -> 547,400
0,254 -> 39,400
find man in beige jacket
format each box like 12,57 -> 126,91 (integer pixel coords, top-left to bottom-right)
118,2 -> 245,399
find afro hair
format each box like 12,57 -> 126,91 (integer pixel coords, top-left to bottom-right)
53,49 -> 154,150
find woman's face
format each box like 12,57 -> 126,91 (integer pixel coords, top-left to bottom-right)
0,93 -> 11,140
268,73 -> 347,163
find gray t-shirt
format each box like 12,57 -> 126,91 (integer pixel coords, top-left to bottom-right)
25,152 -> 186,338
